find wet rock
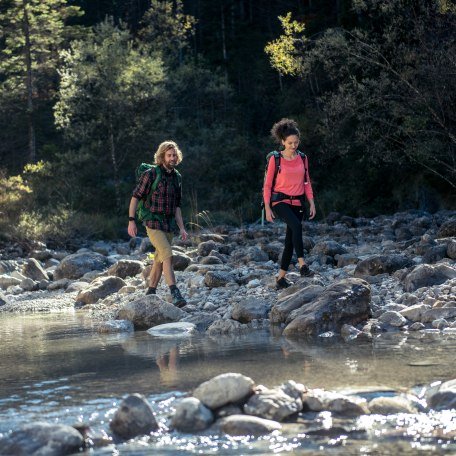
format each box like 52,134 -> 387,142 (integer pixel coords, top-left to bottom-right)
171,397 -> 214,432
0,291 -> 8,306
217,414 -> 281,436
432,318 -> 449,329
173,252 -> 192,271
181,312 -> 218,331
303,389 -> 369,416
244,385 -> 302,421
399,304 -> 431,322
379,311 -> 407,327
341,324 -> 362,339
207,319 -> 245,334
193,373 -> 254,409
215,404 -> 243,418
311,241 -> 347,257
107,259 -> 144,279
231,297 -> 270,323
204,271 -> 235,288
447,240 -> 456,260
117,295 -> 186,330
110,394 -> 158,439
54,252 -> 109,280
428,379 -> 456,411
147,322 -> 196,338
354,255 -> 413,277
283,278 -> 371,336
421,307 -> 456,323
98,320 -> 134,333
76,276 -> 126,305
422,245 -> 448,264
22,258 -> 49,281
437,218 -> 456,237
270,285 -> 324,324
403,264 -> 456,292
368,396 -> 418,414
0,421 -> 83,456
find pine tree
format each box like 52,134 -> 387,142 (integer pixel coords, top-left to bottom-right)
0,0 -> 82,163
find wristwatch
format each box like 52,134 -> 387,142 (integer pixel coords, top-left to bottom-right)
128,216 -> 135,221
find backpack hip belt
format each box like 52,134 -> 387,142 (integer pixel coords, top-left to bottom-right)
271,192 -> 306,204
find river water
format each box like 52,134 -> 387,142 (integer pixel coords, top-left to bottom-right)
0,311 -> 455,454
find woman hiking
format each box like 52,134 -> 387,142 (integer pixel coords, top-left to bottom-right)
263,118 -> 316,289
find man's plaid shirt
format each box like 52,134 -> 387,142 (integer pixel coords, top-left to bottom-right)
133,166 -> 182,232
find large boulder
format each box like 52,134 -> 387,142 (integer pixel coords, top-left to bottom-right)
173,251 -> 192,271
107,259 -> 144,278
109,394 -> 158,439
193,373 -> 255,409
76,276 -> 126,305
283,278 -> 371,336
422,245 -> 448,264
117,295 -> 186,330
231,298 -> 270,323
171,397 -> 214,432
54,252 -> 109,280
244,385 -> 302,421
22,258 -> 49,281
427,379 -> 456,411
402,264 -> 456,292
0,422 -> 83,456
354,255 -> 413,277
269,285 -> 324,324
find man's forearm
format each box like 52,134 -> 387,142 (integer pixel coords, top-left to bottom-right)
129,197 -> 139,218
175,207 -> 185,231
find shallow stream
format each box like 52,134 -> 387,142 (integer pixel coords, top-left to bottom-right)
0,312 -> 455,454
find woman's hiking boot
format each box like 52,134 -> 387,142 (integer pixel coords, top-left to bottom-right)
276,277 -> 292,290
300,264 -> 315,277
171,287 -> 187,308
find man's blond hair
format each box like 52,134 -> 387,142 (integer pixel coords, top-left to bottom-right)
154,141 -> 183,166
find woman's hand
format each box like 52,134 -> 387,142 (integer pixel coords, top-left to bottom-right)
265,207 -> 275,223
180,228 -> 188,241
309,201 -> 316,220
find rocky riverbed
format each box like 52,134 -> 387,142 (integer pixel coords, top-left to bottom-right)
0,209 -> 455,454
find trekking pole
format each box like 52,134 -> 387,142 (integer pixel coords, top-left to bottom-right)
261,207 -> 265,226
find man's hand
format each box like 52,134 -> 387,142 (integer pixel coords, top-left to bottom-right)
128,220 -> 137,238
180,229 -> 188,241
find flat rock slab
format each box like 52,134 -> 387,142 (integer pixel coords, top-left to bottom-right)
147,322 -> 196,338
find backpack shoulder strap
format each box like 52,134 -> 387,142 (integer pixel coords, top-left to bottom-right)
150,165 -> 161,192
265,151 -> 281,190
297,150 -> 309,184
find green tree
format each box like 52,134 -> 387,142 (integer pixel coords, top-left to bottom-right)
0,0 -> 82,164
266,0 -> 456,211
54,19 -> 167,212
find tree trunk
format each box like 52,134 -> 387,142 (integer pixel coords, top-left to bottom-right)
22,0 -> 36,163
109,120 -> 122,212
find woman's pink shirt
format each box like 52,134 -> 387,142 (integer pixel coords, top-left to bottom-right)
263,154 -> 314,207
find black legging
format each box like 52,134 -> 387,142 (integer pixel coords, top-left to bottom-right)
273,202 -> 304,271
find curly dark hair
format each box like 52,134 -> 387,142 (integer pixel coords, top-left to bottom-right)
271,118 -> 300,143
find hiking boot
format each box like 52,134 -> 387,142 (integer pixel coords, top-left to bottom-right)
300,264 -> 315,277
145,287 -> 156,295
171,287 -> 187,308
276,277 -> 292,290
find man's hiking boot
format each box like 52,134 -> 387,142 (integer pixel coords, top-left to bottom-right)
300,264 -> 315,277
276,277 -> 292,290
145,287 -> 156,295
171,287 -> 187,308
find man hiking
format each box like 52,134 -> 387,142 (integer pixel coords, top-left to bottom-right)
127,140 -> 188,307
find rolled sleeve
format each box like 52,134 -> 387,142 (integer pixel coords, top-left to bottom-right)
132,170 -> 152,199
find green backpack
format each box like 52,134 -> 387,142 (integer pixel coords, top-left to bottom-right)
135,163 -> 182,223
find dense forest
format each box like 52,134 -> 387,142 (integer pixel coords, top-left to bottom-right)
0,0 -> 455,244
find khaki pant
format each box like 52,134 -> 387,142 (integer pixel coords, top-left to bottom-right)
145,228 -> 173,263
